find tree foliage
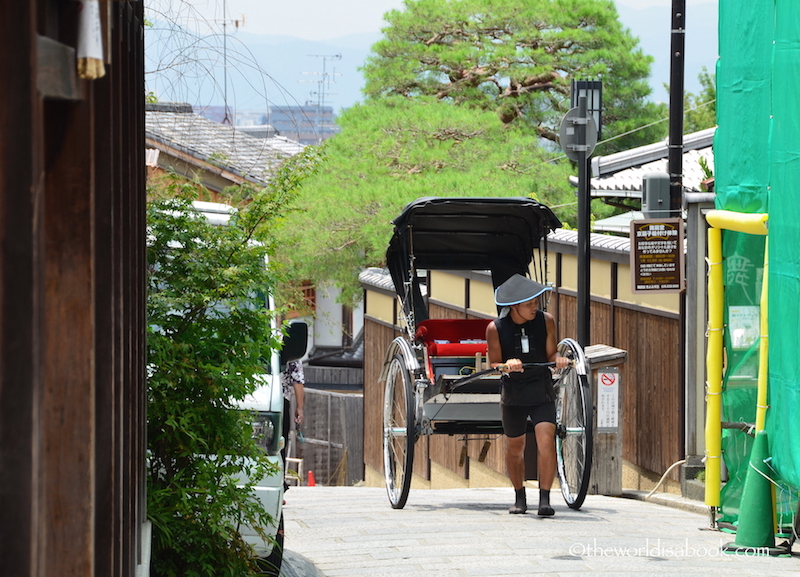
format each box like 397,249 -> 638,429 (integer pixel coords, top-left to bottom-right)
362,0 -> 667,153
146,149 -> 320,577
683,67 -> 716,134
274,0 -> 672,304
274,96 -> 597,305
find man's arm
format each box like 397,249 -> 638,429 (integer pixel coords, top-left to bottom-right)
486,319 -> 523,372
544,312 -> 569,369
293,381 -> 304,425
486,320 -> 504,367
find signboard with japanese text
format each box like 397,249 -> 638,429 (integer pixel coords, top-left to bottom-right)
630,218 -> 684,293
596,367 -> 620,432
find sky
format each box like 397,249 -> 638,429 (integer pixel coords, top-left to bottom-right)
172,0 -> 716,40
145,0 -> 718,113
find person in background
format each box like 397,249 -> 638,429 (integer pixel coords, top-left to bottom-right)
281,359 -> 305,489
485,274 -> 569,516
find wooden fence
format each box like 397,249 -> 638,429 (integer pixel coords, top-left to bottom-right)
553,291 -> 683,479
288,389 -> 364,486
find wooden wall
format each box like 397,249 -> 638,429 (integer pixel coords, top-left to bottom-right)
364,320 -> 400,475
554,291 -> 683,480
0,3 -> 147,576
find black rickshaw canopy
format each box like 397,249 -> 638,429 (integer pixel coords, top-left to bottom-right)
386,197 -> 562,325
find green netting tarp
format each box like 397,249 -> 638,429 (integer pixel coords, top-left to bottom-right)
717,232 -> 762,526
715,0 -> 800,526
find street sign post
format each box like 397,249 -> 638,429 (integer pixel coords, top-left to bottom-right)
559,107 -> 598,162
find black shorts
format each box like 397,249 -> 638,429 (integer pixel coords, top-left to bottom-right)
501,402 -> 556,438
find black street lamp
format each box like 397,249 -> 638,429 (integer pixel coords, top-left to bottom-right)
571,80 -> 603,142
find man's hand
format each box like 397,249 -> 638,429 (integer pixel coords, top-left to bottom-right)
502,358 -> 524,372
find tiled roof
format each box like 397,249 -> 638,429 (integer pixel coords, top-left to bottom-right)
359,267 -> 430,297
575,127 -> 715,197
548,229 -> 631,256
145,104 -> 305,186
306,329 -> 364,368
359,267 -> 397,293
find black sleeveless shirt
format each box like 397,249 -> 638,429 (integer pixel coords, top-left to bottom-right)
493,310 -> 553,406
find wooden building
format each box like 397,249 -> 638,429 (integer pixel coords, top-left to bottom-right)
1,3 -> 148,576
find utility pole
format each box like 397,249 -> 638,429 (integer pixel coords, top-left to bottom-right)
215,0 -> 245,125
668,0 -> 686,214
301,54 -> 341,143
560,80 -> 601,349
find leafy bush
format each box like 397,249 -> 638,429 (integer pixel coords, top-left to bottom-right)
146,150 -> 321,577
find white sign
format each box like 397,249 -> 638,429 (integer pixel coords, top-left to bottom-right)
597,368 -> 619,432
728,306 -> 760,350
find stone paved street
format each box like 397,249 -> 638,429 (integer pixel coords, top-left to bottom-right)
281,486 -> 799,577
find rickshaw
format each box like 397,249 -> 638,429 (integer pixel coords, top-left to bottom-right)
379,197 -> 593,510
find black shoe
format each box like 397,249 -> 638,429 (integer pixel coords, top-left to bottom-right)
508,488 -> 527,514
537,488 -> 554,516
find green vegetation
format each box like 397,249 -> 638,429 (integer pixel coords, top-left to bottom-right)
276,97 -> 594,306
362,0 -> 667,153
276,0 -> 668,305
146,149 -> 320,577
683,67 -> 716,134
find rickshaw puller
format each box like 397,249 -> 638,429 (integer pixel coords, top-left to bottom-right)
486,274 -> 569,516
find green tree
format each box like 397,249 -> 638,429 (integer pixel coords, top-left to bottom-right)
146,149 -> 320,577
362,0 -> 667,154
683,67 -> 716,133
275,96 -> 612,306
275,0 -> 666,304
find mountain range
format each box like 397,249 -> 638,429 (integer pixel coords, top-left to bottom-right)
146,2 -> 718,118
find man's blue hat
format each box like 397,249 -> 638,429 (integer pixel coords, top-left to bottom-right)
494,274 -> 551,306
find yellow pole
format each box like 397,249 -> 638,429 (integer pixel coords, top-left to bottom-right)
706,210 -> 769,236
755,240 -> 769,432
755,240 -> 777,533
705,226 -> 723,508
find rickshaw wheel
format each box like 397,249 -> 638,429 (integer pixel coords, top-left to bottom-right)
383,354 -> 415,509
554,338 -> 593,509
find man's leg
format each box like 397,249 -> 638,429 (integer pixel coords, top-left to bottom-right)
505,433 -> 527,513
506,433 -> 526,490
534,420 -> 557,516
281,397 -> 291,491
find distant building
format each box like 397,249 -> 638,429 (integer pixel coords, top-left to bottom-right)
196,104 -> 340,146
266,105 -> 339,145
193,104 -> 236,125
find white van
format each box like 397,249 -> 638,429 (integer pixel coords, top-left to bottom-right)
236,320 -> 307,575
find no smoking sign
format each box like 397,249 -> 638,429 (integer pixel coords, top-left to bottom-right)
597,367 -> 619,431
600,372 -> 617,387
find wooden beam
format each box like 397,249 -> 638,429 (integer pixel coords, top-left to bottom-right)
0,3 -> 42,576
42,97 -> 96,576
